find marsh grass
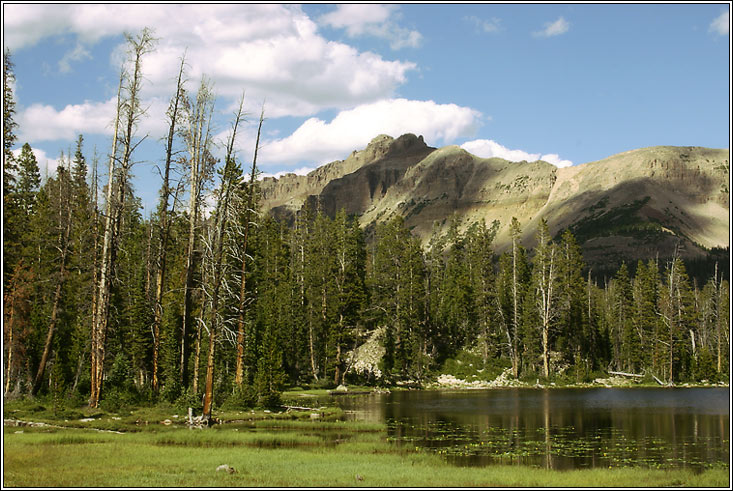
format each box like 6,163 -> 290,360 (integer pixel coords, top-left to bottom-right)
3,428 -> 728,487
3,396 -> 729,487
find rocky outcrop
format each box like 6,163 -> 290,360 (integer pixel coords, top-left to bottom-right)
259,135 -> 729,269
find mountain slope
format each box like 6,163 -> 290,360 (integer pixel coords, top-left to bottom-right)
259,134 -> 729,268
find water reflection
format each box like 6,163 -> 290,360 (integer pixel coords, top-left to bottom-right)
336,388 -> 729,470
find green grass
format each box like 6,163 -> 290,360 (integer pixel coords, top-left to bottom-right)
3,428 -> 728,487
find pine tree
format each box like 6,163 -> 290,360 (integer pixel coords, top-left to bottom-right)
465,220 -> 498,364
4,49 -> 20,280
632,259 -> 660,375
658,255 -> 696,383
330,210 -> 367,385
31,160 -> 74,395
554,230 -> 588,374
532,219 -> 558,379
611,263 -> 634,372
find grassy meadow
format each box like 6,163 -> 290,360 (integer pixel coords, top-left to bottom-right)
3,396 -> 729,488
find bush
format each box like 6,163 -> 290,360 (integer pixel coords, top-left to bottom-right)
160,377 -> 182,404
694,347 -> 719,383
99,387 -> 137,413
257,390 -> 282,409
221,385 -> 258,410
174,387 -> 202,414
439,349 -> 509,382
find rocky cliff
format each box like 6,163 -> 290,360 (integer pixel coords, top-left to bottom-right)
259,134 -> 729,268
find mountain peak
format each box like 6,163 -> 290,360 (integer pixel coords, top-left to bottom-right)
259,135 -> 729,270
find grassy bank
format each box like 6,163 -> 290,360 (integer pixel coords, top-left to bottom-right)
3,425 -> 728,488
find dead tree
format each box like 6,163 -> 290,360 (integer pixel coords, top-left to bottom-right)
32,158 -> 73,395
180,76 -> 216,391
202,95 -> 247,422
90,28 -> 156,407
234,104 -> 265,387
151,54 -> 186,392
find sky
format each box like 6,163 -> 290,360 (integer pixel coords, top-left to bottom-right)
3,2 -> 731,212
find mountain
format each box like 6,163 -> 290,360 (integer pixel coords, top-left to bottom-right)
259,134 -> 729,270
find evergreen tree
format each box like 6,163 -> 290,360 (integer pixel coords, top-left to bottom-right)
555,230 -> 587,371
632,259 -> 660,374
532,219 -> 558,378
4,49 -> 19,277
15,143 -> 41,217
371,216 -> 426,380
465,220 -> 499,363
658,256 -> 696,383
330,210 -> 367,385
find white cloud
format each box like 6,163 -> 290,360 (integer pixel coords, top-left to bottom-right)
320,4 -> 422,49
709,10 -> 729,36
533,17 -> 570,38
5,4 -> 417,119
465,15 -> 502,34
257,167 -> 315,181
58,42 -> 92,74
257,98 -> 483,167
460,139 -> 573,168
17,99 -> 117,142
16,94 -> 170,144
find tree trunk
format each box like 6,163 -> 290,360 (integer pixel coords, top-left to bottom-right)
180,76 -> 215,390
511,225 -> 520,379
90,30 -> 154,407
152,55 -> 185,393
202,96 -> 246,421
234,105 -> 264,387
4,290 -> 15,396
90,68 -> 124,408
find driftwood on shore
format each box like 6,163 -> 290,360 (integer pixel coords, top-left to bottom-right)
608,371 -> 665,386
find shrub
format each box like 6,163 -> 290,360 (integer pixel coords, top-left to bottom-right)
221,385 -> 258,410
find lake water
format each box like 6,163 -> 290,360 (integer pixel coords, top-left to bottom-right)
335,387 -> 730,470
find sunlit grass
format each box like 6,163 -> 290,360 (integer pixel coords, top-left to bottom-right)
3,427 -> 728,487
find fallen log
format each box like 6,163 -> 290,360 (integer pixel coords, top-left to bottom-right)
651,374 -> 666,386
608,371 -> 644,378
282,405 -> 321,411
608,371 -> 666,386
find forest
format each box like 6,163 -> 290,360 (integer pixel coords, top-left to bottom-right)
3,31 -> 730,423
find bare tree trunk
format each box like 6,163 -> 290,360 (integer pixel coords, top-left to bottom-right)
91,29 -> 155,407
91,68 -> 124,408
180,76 -> 215,390
202,96 -> 246,421
152,54 -> 186,393
192,324 -> 201,394
89,151 -> 99,394
510,220 -> 520,379
4,289 -> 15,395
234,104 -> 264,387
32,253 -> 69,396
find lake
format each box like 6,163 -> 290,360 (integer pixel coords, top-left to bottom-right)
335,387 -> 730,470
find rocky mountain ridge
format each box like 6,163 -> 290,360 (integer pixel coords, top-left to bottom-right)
259,134 -> 729,269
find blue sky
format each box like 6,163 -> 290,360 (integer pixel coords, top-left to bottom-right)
4,3 -> 730,211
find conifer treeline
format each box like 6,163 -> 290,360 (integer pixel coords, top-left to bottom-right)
3,40 -> 729,415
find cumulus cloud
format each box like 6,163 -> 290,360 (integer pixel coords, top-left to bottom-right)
5,4 -> 416,118
533,17 -> 570,38
460,139 -> 573,168
319,4 -> 422,49
465,15 -> 502,34
16,94 -> 170,144
17,99 -> 117,142
257,98 -> 483,167
58,42 -> 92,73
257,167 -> 316,181
709,10 -> 729,36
